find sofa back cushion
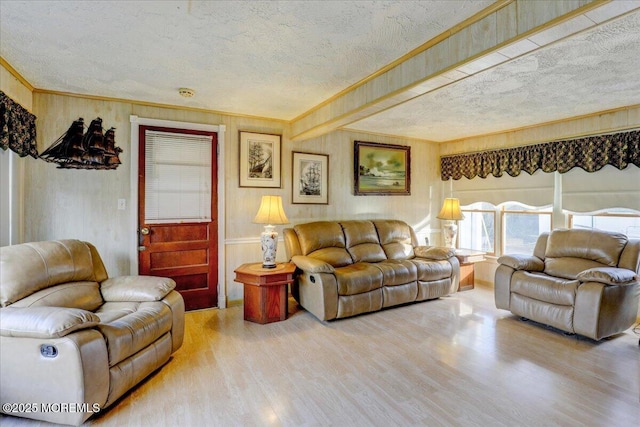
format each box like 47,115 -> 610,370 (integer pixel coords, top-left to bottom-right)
544,229 -> 628,279
10,281 -> 104,311
294,221 -> 352,267
0,240 -> 96,307
341,220 -> 386,263
373,220 -> 416,260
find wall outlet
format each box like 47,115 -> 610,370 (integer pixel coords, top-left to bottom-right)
117,199 -> 126,210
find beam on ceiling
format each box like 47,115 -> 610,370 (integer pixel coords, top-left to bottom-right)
289,0 -> 619,142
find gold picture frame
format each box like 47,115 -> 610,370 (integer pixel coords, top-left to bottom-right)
354,141 -> 410,195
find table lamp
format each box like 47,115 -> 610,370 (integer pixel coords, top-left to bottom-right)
253,195 -> 289,268
437,198 -> 464,248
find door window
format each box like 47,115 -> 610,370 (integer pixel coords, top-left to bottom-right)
144,130 -> 212,223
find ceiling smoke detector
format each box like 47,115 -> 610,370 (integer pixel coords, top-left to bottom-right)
178,88 -> 195,98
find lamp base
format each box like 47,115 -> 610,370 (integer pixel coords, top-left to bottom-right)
261,225 -> 278,268
442,221 -> 458,249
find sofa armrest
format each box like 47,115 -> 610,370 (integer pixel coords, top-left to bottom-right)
291,255 -> 335,274
0,306 -> 99,339
414,246 -> 455,260
577,267 -> 639,286
100,276 -> 176,302
497,254 -> 544,271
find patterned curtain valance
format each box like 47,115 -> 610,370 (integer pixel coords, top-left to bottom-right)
0,91 -> 38,158
441,130 -> 640,181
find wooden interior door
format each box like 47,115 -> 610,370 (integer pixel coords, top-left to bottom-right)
138,125 -> 218,311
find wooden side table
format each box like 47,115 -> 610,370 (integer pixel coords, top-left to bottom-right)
454,249 -> 486,292
234,262 -> 296,324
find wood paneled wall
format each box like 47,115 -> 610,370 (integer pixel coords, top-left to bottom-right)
6,62 -> 637,305
25,92 -> 442,303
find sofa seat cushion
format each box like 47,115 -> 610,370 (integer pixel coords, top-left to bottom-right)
95,301 -> 172,366
9,281 -> 103,311
412,259 -> 452,282
334,263 -> 383,296
511,271 -> 579,306
373,260 -> 417,286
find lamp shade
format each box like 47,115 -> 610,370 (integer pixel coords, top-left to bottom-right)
253,195 -> 289,225
437,198 -> 465,221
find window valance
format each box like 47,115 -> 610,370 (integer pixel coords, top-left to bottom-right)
441,129 -> 640,181
0,91 -> 38,158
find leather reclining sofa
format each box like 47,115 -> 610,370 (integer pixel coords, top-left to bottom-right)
284,219 -> 460,321
495,228 -> 640,340
0,239 -> 185,426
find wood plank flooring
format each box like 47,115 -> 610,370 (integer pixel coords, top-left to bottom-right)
2,284 -> 639,426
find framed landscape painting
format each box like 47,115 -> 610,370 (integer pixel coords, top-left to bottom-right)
292,151 -> 329,204
239,131 -> 282,188
354,141 -> 410,195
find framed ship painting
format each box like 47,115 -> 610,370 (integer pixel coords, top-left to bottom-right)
292,152 -> 329,204
239,131 -> 282,188
354,141 -> 410,195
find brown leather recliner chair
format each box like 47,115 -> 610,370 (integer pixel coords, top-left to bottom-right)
495,228 -> 640,340
0,239 -> 184,426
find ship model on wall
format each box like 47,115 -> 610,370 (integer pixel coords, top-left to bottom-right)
40,117 -> 122,169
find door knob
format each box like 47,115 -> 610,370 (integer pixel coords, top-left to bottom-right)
140,227 -> 150,235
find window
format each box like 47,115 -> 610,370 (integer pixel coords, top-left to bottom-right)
502,203 -> 552,254
569,210 -> 640,237
459,202 -> 551,256
460,202 -> 496,255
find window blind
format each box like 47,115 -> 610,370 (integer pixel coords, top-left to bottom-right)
451,170 -> 554,207
562,165 -> 640,212
144,130 -> 212,223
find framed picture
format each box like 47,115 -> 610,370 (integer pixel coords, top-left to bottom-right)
354,141 -> 410,195
292,152 -> 329,204
239,131 -> 282,188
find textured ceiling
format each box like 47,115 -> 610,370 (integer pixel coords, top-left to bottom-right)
1,1 -> 639,142
0,0 -> 491,119
346,7 -> 640,141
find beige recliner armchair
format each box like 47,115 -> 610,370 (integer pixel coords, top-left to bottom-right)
0,239 -> 185,426
495,228 -> 640,340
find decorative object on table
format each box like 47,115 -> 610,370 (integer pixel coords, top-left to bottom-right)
253,195 -> 289,268
40,117 -> 122,169
0,91 -> 38,158
354,141 -> 410,195
437,198 -> 465,248
292,151 -> 329,204
239,131 -> 281,188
